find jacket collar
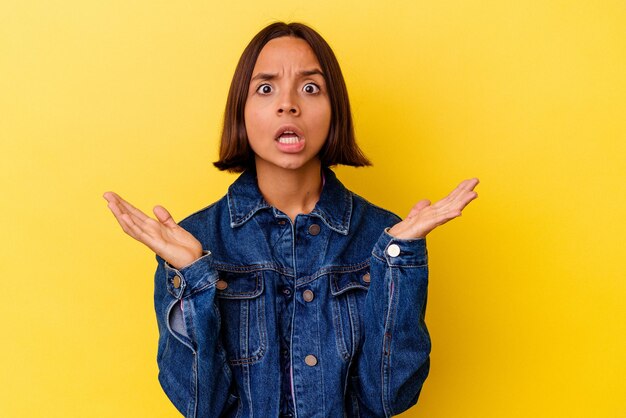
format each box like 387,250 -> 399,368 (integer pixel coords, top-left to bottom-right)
227,167 -> 352,235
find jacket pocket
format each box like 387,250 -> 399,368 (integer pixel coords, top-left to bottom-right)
329,266 -> 371,361
215,269 -> 267,366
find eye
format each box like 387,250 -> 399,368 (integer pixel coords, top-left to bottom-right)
303,83 -> 320,94
256,84 -> 273,95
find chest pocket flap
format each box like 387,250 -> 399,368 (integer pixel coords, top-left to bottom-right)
330,268 -> 370,297
215,270 -> 264,299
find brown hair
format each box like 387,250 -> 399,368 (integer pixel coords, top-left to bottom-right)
213,21 -> 371,172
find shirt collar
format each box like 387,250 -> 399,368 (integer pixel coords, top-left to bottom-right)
227,167 -> 352,235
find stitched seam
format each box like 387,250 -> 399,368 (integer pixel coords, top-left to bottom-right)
295,261 -> 370,288
381,268 -> 396,417
331,296 -> 349,361
213,262 -> 293,276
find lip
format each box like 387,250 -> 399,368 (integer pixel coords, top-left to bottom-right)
274,124 -> 305,140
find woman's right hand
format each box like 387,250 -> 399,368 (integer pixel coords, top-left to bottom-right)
103,192 -> 203,269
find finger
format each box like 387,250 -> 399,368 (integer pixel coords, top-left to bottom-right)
435,182 -> 466,206
456,189 -> 479,211
103,191 -> 133,209
111,200 -> 148,229
103,191 -> 116,203
108,193 -> 150,222
106,197 -> 129,222
451,180 -> 479,207
410,179 -> 480,235
118,212 -> 165,250
119,213 -> 144,238
104,193 -> 173,253
104,192 -> 126,214
435,178 -> 480,210
462,178 -> 480,192
153,205 -> 178,228
104,192 -> 138,221
443,189 -> 478,219
107,207 -> 141,239
106,198 -> 153,239
432,190 -> 477,222
407,199 -> 431,218
445,178 -> 478,202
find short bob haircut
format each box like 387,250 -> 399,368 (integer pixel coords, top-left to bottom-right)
213,21 -> 371,173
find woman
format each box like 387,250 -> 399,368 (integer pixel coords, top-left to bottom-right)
104,21 -> 478,418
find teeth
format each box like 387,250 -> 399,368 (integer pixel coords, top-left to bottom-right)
278,136 -> 299,144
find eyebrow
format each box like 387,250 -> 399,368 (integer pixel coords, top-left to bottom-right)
250,69 -> 325,82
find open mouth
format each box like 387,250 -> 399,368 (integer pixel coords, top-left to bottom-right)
276,131 -> 301,144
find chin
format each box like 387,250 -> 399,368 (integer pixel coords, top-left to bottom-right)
276,161 -> 307,170
256,155 -> 319,172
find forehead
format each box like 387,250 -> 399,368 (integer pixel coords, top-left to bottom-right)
253,36 -> 321,71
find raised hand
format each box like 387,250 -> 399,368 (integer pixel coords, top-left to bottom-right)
103,192 -> 203,269
387,178 -> 479,239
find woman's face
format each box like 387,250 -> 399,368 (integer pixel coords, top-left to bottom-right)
244,36 -> 331,172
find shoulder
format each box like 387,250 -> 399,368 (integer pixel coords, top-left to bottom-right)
176,194 -> 229,235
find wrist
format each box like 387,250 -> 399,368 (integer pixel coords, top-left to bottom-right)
388,224 -> 426,240
168,251 -> 204,270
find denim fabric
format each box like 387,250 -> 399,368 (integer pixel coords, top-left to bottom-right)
154,168 -> 431,418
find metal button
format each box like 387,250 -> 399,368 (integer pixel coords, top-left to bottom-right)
308,224 -> 321,235
216,280 -> 228,290
387,244 -> 401,257
282,288 -> 292,296
302,289 -> 314,302
362,273 -> 371,283
172,275 -> 181,289
278,220 -> 286,226
304,354 -> 318,366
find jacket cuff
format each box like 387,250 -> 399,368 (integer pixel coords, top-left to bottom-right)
372,228 -> 428,267
163,251 -> 219,299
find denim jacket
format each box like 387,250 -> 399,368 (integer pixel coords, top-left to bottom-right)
154,168 -> 431,418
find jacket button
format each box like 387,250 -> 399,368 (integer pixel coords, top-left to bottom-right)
172,275 -> 182,289
304,354 -> 318,366
302,289 -> 314,302
362,273 -> 371,283
282,287 -> 292,296
387,244 -> 401,257
308,224 -> 321,235
216,280 -> 228,290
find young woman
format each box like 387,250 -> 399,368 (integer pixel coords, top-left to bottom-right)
104,22 -> 478,418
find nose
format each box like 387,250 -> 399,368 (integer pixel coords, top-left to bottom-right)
277,90 -> 300,116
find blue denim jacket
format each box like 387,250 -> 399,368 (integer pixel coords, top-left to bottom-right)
154,168 -> 430,417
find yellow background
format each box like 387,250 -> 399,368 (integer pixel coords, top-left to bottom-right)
1,0 -> 624,417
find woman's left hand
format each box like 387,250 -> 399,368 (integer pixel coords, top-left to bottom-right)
387,178 -> 479,239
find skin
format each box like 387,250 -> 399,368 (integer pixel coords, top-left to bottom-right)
245,37 -> 330,175
244,36 -> 331,221
103,36 -> 479,269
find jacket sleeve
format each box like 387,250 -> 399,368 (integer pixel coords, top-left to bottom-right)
355,228 -> 431,417
154,251 -> 238,417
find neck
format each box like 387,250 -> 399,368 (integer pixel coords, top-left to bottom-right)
255,159 -> 323,222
